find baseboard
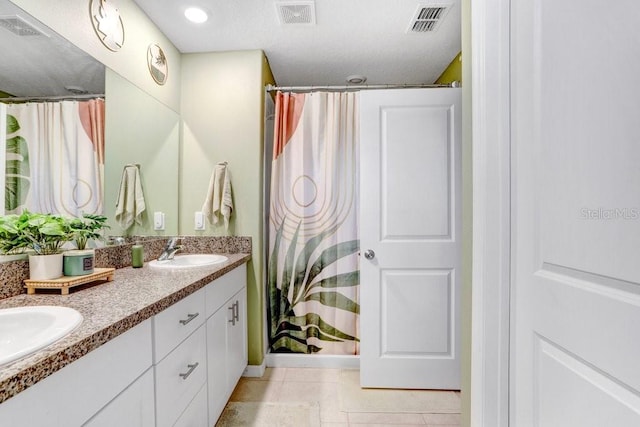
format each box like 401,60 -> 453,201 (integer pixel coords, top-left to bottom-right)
265,353 -> 360,369
243,361 -> 266,378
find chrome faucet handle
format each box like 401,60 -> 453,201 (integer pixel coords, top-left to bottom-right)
164,237 -> 179,249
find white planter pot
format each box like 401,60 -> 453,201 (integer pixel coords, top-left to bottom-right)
0,253 -> 29,262
29,254 -> 63,280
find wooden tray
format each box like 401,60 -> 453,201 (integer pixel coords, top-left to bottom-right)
24,268 -> 116,295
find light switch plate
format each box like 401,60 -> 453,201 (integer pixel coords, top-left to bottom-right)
194,211 -> 205,230
154,212 -> 165,230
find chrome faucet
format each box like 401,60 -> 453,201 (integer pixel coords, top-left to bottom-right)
157,237 -> 182,261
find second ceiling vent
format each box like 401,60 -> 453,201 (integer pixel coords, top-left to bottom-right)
0,15 -> 47,37
275,1 -> 316,25
407,4 -> 451,33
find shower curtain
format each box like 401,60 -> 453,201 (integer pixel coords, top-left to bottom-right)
4,99 -> 105,216
268,91 -> 360,354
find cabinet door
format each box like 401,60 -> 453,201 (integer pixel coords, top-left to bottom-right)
206,304 -> 229,426
83,368 -> 155,427
227,287 -> 247,385
205,264 -> 246,318
0,319 -> 152,427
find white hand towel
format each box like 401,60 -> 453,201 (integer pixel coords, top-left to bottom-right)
202,162 -> 233,229
221,168 -> 233,229
115,165 -> 146,230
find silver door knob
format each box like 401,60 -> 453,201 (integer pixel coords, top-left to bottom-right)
364,249 -> 375,260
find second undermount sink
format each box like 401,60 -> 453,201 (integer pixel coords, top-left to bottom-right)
0,306 -> 83,366
148,254 -> 229,270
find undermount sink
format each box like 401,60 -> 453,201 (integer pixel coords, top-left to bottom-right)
148,254 -> 229,270
0,306 -> 83,366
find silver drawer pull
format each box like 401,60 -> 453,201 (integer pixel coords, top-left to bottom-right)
179,362 -> 199,380
234,300 -> 240,322
179,312 -> 199,325
228,305 -> 236,326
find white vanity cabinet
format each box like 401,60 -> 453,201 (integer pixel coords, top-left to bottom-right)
0,319 -> 154,427
0,262 -> 248,427
152,287 -> 207,427
205,264 -> 248,426
153,263 -> 248,427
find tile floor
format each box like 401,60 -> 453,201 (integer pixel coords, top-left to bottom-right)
217,368 -> 461,427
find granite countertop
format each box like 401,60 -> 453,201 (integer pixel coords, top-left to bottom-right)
0,252 -> 250,405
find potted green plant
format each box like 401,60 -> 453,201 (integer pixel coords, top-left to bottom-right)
64,214 -> 109,276
8,211 -> 72,280
0,214 -> 30,261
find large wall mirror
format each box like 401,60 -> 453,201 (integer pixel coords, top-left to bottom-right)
0,0 -> 179,235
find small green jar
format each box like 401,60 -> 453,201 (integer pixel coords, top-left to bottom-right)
132,243 -> 144,268
63,250 -> 95,276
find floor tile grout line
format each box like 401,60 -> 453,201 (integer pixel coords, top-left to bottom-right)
229,368 -> 460,427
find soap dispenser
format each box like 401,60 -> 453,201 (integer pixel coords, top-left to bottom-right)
132,242 -> 144,268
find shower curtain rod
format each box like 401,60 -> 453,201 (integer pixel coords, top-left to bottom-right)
265,82 -> 459,92
0,94 -> 105,102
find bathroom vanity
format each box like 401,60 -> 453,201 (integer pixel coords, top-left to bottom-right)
0,254 -> 248,427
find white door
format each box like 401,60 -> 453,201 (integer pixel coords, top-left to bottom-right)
360,88 -> 461,389
511,0 -> 640,425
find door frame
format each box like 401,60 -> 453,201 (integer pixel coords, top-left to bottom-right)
470,0 -> 511,426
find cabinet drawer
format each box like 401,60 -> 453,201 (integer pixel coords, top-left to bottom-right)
205,264 -> 246,318
153,287 -> 205,362
155,325 -> 207,427
173,383 -> 208,427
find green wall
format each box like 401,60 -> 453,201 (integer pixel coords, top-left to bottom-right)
436,52 -> 462,85
104,70 -> 180,236
180,50 -> 275,366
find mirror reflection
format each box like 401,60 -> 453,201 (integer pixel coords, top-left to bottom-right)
104,70 -> 179,236
0,0 -> 179,234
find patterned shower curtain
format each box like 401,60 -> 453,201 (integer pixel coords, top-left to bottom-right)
4,99 -> 105,216
268,91 -> 360,354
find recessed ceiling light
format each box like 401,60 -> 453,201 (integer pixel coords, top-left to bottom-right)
184,7 -> 208,23
346,75 -> 367,85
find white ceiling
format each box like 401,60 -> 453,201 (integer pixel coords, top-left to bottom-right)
132,0 -> 461,86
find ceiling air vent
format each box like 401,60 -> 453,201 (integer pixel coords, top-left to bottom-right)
275,1 -> 316,25
407,4 -> 451,33
0,15 -> 47,37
